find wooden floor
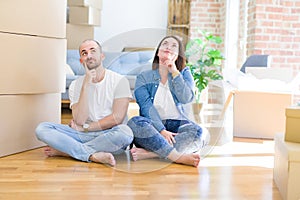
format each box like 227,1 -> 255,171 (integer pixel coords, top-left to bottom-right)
0,84 -> 282,200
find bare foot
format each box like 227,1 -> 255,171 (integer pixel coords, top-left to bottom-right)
175,153 -> 200,167
130,147 -> 158,161
44,146 -> 70,157
89,152 -> 116,166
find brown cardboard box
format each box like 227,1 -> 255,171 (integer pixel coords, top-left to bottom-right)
285,107 -> 300,143
0,32 -> 66,94
68,0 -> 102,10
69,6 -> 101,26
0,0 -> 66,38
232,90 -> 291,139
66,24 -> 95,49
274,133 -> 300,200
0,93 -> 61,157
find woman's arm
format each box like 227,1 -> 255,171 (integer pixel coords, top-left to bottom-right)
134,72 -> 166,132
170,66 -> 195,103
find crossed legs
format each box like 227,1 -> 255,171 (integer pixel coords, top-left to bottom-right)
43,146 -> 116,166
130,147 -> 200,167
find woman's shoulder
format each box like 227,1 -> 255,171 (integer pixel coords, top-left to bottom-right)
138,69 -> 158,77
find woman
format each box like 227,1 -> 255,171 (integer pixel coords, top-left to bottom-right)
127,35 -> 209,167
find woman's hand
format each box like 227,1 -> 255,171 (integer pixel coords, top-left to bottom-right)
162,59 -> 177,74
160,129 -> 177,145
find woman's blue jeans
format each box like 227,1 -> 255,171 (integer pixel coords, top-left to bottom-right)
127,116 -> 208,158
35,122 -> 133,162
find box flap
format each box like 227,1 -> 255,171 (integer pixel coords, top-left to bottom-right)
286,107 -> 300,118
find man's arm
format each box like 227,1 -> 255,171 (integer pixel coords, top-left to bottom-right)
84,97 -> 130,131
71,83 -> 89,125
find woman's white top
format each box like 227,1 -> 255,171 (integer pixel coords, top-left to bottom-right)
153,80 -> 180,120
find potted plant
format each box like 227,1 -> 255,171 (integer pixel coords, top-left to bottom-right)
185,30 -> 225,116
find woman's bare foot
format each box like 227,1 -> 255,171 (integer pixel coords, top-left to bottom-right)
89,152 -> 116,166
130,147 -> 158,161
44,146 -> 70,157
168,149 -> 200,167
174,153 -> 200,167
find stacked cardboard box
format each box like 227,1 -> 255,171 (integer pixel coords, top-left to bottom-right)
67,0 -> 102,49
285,107 -> 300,143
274,133 -> 300,200
0,0 -> 66,157
273,107 -> 300,200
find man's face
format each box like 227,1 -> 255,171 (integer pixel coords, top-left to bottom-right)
79,41 -> 103,70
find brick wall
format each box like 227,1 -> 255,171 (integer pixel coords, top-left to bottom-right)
189,0 -> 300,101
190,0 -> 300,72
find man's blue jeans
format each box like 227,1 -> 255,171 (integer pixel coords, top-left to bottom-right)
127,116 -> 208,158
35,122 -> 133,162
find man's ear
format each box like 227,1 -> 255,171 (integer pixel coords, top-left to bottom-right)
101,53 -> 105,60
79,58 -> 83,64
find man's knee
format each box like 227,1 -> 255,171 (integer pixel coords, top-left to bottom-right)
35,122 -> 54,141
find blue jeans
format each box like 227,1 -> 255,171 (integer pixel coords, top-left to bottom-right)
127,116 -> 208,158
35,122 -> 133,162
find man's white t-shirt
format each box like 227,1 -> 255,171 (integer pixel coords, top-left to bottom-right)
69,69 -> 132,123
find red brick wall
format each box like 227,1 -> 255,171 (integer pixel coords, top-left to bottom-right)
189,0 -> 300,101
189,0 -> 222,39
190,0 -> 300,74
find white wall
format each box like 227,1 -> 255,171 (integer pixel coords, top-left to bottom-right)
94,0 -> 168,51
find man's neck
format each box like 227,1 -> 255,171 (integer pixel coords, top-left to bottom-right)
92,66 -> 106,83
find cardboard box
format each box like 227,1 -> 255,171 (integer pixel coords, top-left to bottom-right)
232,90 -> 291,139
68,0 -> 102,10
66,24 -> 95,49
0,0 -> 66,38
274,133 -> 300,200
285,107 -> 300,143
0,93 -> 61,157
69,6 -> 101,26
0,32 -> 66,94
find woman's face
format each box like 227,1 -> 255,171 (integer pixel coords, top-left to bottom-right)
157,37 -> 179,62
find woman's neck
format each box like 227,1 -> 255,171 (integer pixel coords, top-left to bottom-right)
159,66 -> 168,84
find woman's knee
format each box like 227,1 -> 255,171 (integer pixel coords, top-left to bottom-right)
127,116 -> 151,129
117,124 -> 134,139
179,123 -> 202,138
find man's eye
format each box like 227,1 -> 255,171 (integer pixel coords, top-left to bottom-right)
81,52 -> 87,56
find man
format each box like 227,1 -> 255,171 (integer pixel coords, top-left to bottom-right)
35,39 -> 133,166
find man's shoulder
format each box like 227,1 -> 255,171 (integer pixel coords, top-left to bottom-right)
106,69 -> 124,78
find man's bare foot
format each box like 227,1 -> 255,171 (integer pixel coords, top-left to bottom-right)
130,147 -> 158,161
89,152 -> 116,166
44,146 -> 70,157
174,153 -> 200,167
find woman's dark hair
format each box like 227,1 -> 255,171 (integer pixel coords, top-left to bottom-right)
152,35 -> 186,71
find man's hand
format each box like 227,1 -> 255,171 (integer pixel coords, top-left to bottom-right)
83,62 -> 96,84
69,119 -> 84,132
